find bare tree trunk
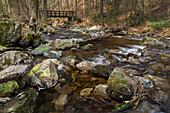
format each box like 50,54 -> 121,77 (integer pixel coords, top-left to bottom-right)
74,0 -> 77,14
43,0 -> 47,20
0,0 -> 5,15
83,0 -> 85,16
100,0 -> 104,26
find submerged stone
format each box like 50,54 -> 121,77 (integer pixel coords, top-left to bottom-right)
107,68 -> 137,101
54,94 -> 68,111
29,59 -> 58,88
0,81 -> 19,97
80,88 -> 93,97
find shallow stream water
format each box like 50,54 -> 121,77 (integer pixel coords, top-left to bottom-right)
34,28 -> 170,113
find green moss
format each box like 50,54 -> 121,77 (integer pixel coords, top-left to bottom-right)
0,81 -> 19,97
152,41 -> 167,47
39,68 -> 51,77
29,63 -> 42,76
0,45 -> 7,52
141,37 -> 156,44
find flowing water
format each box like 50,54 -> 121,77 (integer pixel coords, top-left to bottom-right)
34,28 -> 170,113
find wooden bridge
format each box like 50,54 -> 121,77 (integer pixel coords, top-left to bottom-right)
40,10 -> 75,18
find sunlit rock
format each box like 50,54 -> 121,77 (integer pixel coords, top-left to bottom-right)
29,59 -> 58,88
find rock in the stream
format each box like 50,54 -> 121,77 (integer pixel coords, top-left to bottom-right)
143,75 -> 170,113
93,65 -> 112,77
80,88 -> 93,97
54,39 -> 78,49
0,81 -> 19,97
61,56 -> 77,67
0,65 -> 30,87
31,44 -> 51,56
29,59 -> 58,88
127,100 -> 162,113
81,44 -> 93,50
128,57 -> 140,65
19,32 -> 34,47
0,19 -> 21,46
0,97 -> 11,103
0,51 -> 33,71
44,50 -> 62,59
0,88 -> 38,113
54,94 -> 68,111
76,61 -> 94,71
144,63 -> 166,75
107,68 -> 137,101
91,84 -> 111,101
40,34 -> 50,42
0,45 -> 7,52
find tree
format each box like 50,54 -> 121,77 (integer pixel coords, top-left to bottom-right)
100,0 -> 104,26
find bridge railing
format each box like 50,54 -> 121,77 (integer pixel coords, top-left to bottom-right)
40,10 -> 75,18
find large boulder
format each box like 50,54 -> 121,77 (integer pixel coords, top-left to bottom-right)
0,81 -> 19,97
0,51 -> 33,71
0,65 -> 30,87
0,88 -> 38,113
29,59 -> 59,88
107,68 -> 137,101
0,19 -> 21,46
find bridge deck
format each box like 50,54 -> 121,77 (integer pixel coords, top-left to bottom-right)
40,11 -> 75,18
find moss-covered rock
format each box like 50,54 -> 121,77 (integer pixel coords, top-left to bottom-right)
0,19 -> 21,46
29,59 -> 58,88
107,68 -> 137,101
0,51 -> 33,71
0,81 -> 19,97
19,32 -> 34,47
0,88 -> 38,113
31,44 -> 51,56
0,45 -> 7,52
81,44 -> 93,50
54,39 -> 78,49
141,37 -> 156,44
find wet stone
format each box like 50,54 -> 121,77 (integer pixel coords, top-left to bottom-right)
107,68 -> 137,101
54,94 -> 68,111
80,88 -> 93,97
0,81 -> 19,97
0,97 -> 11,103
91,84 -> 111,102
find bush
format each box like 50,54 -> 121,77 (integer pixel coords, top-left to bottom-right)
148,20 -> 170,29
